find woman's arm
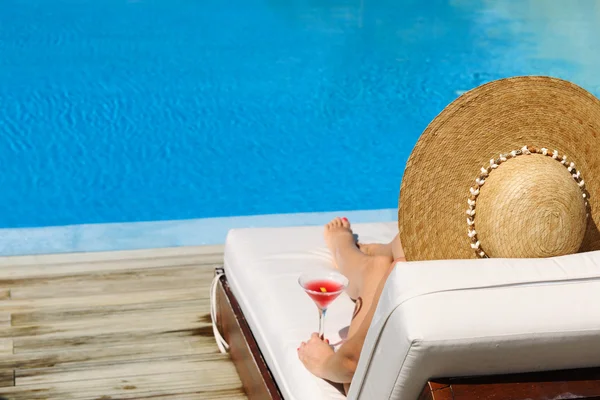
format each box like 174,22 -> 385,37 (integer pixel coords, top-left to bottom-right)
299,254 -> 398,384
299,299 -> 373,383
320,333 -> 362,383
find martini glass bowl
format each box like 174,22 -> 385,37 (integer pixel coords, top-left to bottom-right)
298,270 -> 348,339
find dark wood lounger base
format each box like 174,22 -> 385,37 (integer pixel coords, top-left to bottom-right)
214,269 -> 600,400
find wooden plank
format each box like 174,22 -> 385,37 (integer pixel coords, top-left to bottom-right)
0,244 -> 224,268
419,382 -> 451,400
11,298 -> 207,326
10,277 -> 211,301
1,337 -> 213,370
1,285 -> 206,313
428,386 -> 454,400
134,391 -> 248,400
13,321 -> 214,354
0,391 -> 247,400
423,367 -> 600,400
0,391 -> 246,400
1,367 -> 242,400
5,305 -> 210,341
0,314 -> 10,327
0,370 -> 13,388
0,253 -> 222,281
449,379 -> 600,399
3,263 -> 211,287
15,353 -> 229,385
0,289 -> 9,300
418,385 -> 434,400
0,339 -> 12,355
7,304 -> 203,330
4,263 -> 212,290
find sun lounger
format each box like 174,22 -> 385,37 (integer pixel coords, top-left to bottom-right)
212,223 -> 600,399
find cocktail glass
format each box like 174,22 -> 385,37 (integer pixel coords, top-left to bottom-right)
298,270 -> 348,340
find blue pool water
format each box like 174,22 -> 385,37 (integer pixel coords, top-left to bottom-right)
1,0 -> 600,229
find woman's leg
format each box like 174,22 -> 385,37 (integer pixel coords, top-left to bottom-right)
300,220 -> 405,389
358,238 -> 393,258
324,218 -> 393,299
341,251 -> 400,393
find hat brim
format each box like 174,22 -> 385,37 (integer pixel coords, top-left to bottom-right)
398,76 -> 600,261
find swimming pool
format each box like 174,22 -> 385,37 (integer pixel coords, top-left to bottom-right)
1,0 -> 599,252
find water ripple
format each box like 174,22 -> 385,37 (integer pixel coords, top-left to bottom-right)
0,0 -> 599,227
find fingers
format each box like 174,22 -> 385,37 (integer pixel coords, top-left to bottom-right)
298,334 -> 326,347
310,332 -> 328,342
299,333 -> 327,352
297,341 -> 305,352
309,332 -> 329,341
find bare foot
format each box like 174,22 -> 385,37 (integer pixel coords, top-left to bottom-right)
324,217 -> 355,263
357,242 -> 393,258
323,217 -> 396,301
323,217 -> 366,299
324,218 -> 393,263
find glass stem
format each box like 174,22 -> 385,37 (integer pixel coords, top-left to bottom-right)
318,307 -> 327,339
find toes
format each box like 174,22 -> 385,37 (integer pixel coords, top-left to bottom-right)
325,218 -> 339,230
325,217 -> 351,231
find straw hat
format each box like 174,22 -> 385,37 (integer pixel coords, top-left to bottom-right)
398,76 -> 600,261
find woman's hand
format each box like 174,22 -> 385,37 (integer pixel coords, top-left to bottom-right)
298,333 -> 334,378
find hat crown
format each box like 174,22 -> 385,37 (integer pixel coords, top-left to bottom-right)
475,154 -> 587,258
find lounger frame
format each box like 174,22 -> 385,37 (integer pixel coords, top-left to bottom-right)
214,269 -> 600,400
215,268 -> 284,399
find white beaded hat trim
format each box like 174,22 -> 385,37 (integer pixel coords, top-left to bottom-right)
467,145 -> 589,258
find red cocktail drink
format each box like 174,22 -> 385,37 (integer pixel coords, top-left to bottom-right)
303,280 -> 344,309
299,271 -> 348,339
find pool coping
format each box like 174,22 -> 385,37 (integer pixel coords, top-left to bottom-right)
0,208 -> 397,257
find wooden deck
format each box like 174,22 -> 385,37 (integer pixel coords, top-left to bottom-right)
0,245 -> 246,400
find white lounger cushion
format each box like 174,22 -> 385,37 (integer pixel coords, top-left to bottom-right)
349,251 -> 600,399
224,223 -> 600,400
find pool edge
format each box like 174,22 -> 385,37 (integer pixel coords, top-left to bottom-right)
0,209 -> 397,256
